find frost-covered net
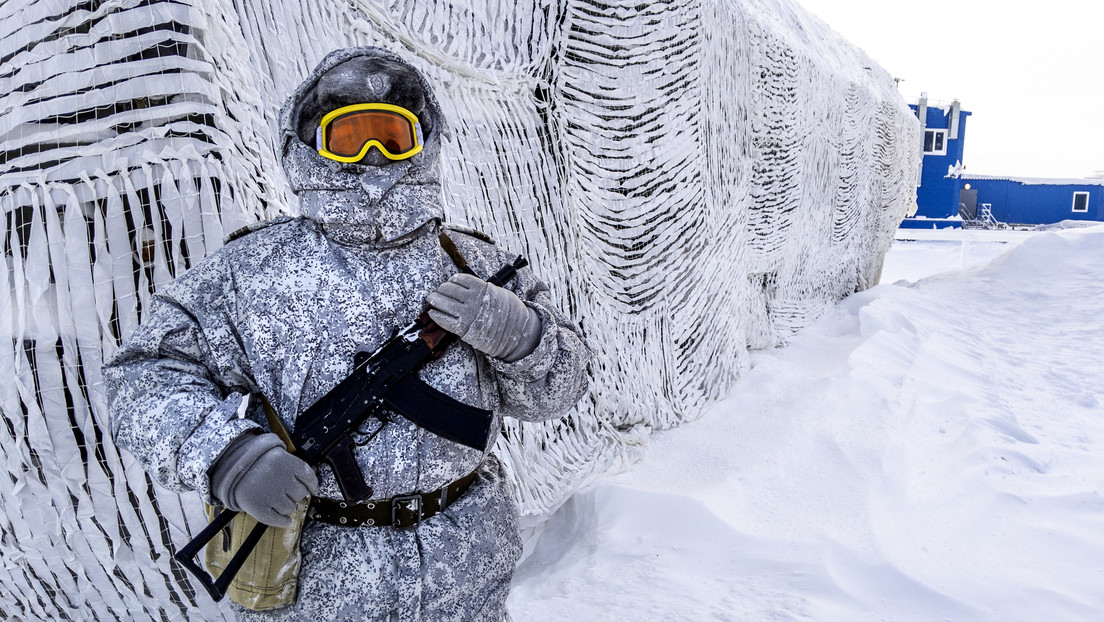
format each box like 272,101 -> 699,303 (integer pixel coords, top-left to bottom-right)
0,0 -> 918,618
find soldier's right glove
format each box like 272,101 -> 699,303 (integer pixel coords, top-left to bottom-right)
427,273 -> 543,363
209,432 -> 318,528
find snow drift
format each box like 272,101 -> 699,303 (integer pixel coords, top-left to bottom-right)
0,0 -> 918,618
512,227 -> 1104,620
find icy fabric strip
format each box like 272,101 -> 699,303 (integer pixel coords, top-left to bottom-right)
0,0 -> 155,48
90,192 -> 117,359
1,2 -> 200,67
0,53 -> 208,104
1,135 -> 223,184
158,167 -> 190,277
196,162 -> 227,255
3,70 -> 217,139
124,168 -> 174,288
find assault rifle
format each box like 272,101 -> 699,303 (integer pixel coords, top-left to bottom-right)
175,250 -> 528,601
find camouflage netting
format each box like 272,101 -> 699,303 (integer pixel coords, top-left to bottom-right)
0,0 -> 918,619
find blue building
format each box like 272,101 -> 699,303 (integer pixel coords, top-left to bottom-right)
960,176 -> 1104,226
906,97 -> 970,228
902,97 -> 1104,228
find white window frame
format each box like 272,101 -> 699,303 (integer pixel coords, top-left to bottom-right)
923,129 -> 948,156
1072,191 -> 1090,213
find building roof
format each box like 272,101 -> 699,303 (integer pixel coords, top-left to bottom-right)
908,102 -> 972,115
962,174 -> 1104,187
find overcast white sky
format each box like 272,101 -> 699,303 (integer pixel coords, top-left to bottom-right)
793,0 -> 1104,179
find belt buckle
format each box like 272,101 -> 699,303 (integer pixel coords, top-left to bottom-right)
391,495 -> 422,529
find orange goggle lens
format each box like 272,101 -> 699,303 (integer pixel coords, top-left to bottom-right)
317,104 -> 423,162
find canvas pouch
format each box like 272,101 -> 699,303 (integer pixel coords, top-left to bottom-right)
202,500 -> 307,611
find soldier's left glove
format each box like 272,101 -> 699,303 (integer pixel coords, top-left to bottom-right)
427,273 -> 543,362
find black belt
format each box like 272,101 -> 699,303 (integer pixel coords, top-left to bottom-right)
308,471 -> 478,529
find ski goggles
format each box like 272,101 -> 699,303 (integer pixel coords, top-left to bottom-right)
315,103 -> 424,162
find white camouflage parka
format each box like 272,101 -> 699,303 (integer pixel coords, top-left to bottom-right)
104,47 -> 590,621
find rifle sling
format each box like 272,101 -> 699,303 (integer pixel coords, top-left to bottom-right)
260,394 -> 295,453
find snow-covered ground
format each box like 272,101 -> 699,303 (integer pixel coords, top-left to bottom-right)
509,226 -> 1104,621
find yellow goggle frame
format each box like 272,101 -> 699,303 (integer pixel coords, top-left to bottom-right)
315,103 -> 424,163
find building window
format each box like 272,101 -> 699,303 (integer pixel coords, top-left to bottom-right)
1072,192 -> 1090,213
923,129 -> 947,155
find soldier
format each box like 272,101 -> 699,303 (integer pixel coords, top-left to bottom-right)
106,47 -> 590,621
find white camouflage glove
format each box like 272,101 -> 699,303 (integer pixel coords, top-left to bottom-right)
427,273 -> 543,362
209,432 -> 318,527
